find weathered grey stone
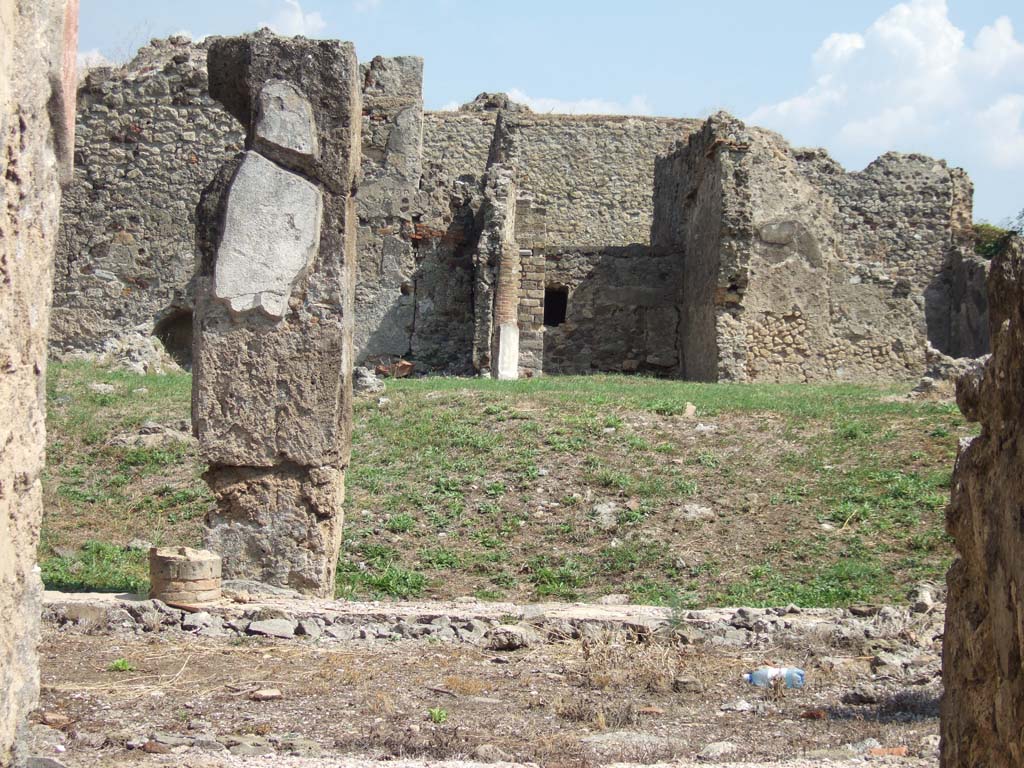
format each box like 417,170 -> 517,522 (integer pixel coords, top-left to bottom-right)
247,619 -> 297,639
205,466 -> 344,594
254,79 -> 318,165
485,623 -> 541,651
296,618 -> 323,640
225,734 -> 273,756
698,741 -> 738,761
195,32 -> 359,597
592,502 -> 619,532
942,235 -> 1024,767
214,152 -> 323,318
352,366 -> 385,395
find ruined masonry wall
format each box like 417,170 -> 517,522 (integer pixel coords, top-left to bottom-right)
54,37 -> 243,360
423,111 -> 699,247
541,247 -> 683,375
654,114 -> 969,383
1,1 -> 77,763
942,235 -> 1024,766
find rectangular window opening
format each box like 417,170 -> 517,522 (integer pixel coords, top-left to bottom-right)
544,286 -> 568,327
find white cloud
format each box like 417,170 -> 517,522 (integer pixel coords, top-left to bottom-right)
507,88 -> 652,115
77,49 -> 112,70
813,33 -> 865,68
261,0 -> 326,37
976,94 -> 1024,169
747,0 -> 1024,217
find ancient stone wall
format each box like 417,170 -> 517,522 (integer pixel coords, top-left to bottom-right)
1,1 -> 77,763
795,149 -> 978,358
942,234 -> 1024,766
192,32 -> 360,597
53,37 -> 243,364
52,39 -> 987,381
423,109 -> 699,247
541,246 -> 683,375
654,113 -> 973,383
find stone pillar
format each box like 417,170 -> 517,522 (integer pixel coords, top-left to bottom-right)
193,32 -> 361,598
941,234 -> 1024,767
1,1 -> 78,764
473,113 -> 521,379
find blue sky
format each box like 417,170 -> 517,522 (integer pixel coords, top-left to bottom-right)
78,0 -> 1023,223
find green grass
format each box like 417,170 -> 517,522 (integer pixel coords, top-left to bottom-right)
41,540 -> 148,593
42,361 -> 972,607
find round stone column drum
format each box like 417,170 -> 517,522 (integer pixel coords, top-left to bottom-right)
149,547 -> 222,604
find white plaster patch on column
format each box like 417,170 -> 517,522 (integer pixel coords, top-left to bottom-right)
496,323 -> 519,380
254,79 -> 319,163
214,151 -> 323,318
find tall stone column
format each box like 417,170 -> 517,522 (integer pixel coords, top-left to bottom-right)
193,32 -> 361,598
1,1 -> 78,764
473,113 -> 521,379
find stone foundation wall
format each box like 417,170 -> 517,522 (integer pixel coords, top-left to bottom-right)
942,234 -> 1024,766
1,1 -> 77,763
654,113 -> 973,383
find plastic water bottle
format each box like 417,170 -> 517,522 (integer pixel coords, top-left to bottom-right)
743,666 -> 805,689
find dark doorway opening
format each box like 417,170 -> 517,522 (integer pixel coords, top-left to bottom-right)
544,286 -> 568,327
154,309 -> 194,370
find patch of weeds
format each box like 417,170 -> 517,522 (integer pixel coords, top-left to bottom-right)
427,707 -> 448,724
473,588 -> 505,600
616,504 -> 648,526
420,547 -> 461,569
478,500 -> 502,515
672,477 -> 698,496
693,450 -> 719,468
41,541 -> 148,593
528,556 -> 591,600
484,481 -> 507,497
336,562 -> 426,600
384,513 -> 416,533
648,400 -> 686,416
116,444 -> 188,471
107,658 -> 134,672
834,418 -> 874,441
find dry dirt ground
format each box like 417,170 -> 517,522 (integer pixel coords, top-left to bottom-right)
28,597 -> 943,768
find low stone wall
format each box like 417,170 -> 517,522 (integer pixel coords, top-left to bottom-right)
941,235 -> 1024,766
